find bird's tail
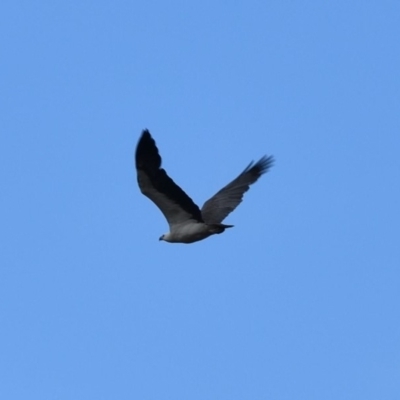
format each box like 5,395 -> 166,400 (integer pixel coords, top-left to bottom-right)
208,223 -> 234,234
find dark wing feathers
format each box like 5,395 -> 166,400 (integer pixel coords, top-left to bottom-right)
201,155 -> 274,223
135,130 -> 203,225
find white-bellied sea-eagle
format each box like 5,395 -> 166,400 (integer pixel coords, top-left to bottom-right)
135,129 -> 274,244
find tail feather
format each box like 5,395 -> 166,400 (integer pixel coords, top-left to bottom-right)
208,223 -> 234,234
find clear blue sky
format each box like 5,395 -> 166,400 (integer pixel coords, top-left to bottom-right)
1,1 -> 399,399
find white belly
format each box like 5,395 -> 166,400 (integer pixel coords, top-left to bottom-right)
168,222 -> 213,243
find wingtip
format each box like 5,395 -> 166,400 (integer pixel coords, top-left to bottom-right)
244,155 -> 274,176
135,129 -> 161,170
257,155 -> 275,173
141,128 -> 151,138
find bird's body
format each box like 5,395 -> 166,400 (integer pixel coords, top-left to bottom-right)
135,129 -> 274,244
159,221 -> 232,244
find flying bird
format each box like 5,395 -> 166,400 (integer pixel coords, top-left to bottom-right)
135,129 -> 274,243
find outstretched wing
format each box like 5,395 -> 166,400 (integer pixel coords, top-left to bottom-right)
201,156 -> 274,223
135,130 -> 203,227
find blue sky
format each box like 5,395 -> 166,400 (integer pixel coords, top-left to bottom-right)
1,1 -> 399,399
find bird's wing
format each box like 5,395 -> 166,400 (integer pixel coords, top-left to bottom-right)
201,156 -> 274,223
135,130 -> 203,228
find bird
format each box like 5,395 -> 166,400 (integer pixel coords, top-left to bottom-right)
135,129 -> 274,244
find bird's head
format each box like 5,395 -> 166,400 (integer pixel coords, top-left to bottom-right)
159,233 -> 172,242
